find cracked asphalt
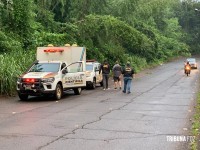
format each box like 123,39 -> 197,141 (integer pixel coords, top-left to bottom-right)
0,58 -> 199,150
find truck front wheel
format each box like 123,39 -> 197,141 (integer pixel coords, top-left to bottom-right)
74,88 -> 82,95
54,84 -> 63,100
18,93 -> 28,101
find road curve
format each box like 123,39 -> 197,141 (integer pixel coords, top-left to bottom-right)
0,58 -> 199,150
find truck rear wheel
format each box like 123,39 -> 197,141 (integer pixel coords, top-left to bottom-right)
54,84 -> 63,100
100,81 -> 103,87
18,93 -> 28,101
91,78 -> 96,89
74,88 -> 82,95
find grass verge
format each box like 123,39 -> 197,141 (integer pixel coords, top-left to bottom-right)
191,92 -> 200,150
0,50 -> 35,95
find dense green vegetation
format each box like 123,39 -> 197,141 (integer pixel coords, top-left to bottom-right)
0,0 -> 200,95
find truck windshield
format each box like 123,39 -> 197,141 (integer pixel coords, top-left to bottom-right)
29,63 -> 60,72
86,64 -> 93,71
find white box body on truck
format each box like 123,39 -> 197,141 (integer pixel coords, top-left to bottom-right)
17,45 -> 86,100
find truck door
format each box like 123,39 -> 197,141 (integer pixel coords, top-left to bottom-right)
62,62 -> 86,88
96,63 -> 102,82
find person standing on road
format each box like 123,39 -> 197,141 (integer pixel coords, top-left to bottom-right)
99,60 -> 110,90
112,61 -> 122,90
122,62 -> 135,94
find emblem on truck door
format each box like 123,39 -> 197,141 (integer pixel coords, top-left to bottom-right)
65,75 -> 84,84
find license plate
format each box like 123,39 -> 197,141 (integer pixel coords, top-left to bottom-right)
24,85 -> 32,90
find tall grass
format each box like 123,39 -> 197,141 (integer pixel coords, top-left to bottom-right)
0,50 -> 35,95
190,92 -> 200,150
127,55 -> 148,73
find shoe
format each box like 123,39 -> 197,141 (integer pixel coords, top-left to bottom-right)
122,90 -> 126,93
119,87 -> 121,90
106,88 -> 110,90
114,87 -> 117,90
103,88 -> 106,90
127,91 -> 131,94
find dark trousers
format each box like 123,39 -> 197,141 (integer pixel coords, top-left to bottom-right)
103,74 -> 109,89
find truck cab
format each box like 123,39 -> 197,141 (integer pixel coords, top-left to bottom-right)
17,45 -> 86,100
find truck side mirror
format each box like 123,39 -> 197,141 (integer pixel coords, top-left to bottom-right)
62,69 -> 68,74
95,67 -> 99,71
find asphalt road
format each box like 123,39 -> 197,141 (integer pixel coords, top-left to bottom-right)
0,58 -> 199,150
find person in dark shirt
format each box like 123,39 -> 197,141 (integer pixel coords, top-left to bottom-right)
122,62 -> 135,94
99,60 -> 110,90
112,61 -> 122,90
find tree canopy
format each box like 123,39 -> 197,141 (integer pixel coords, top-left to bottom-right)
1,0 -> 200,95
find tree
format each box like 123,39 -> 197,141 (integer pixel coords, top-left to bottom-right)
10,0 -> 35,49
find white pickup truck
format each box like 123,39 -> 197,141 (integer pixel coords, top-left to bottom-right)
86,60 -> 103,89
17,44 -> 86,100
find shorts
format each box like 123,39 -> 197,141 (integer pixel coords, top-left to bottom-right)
113,76 -> 121,82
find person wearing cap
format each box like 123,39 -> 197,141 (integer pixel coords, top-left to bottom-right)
99,60 -> 110,90
112,61 -> 122,90
122,62 -> 135,94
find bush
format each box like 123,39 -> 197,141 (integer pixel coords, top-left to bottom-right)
126,55 -> 147,73
77,15 -> 156,62
0,31 -> 23,53
0,50 -> 35,95
33,32 -> 77,47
